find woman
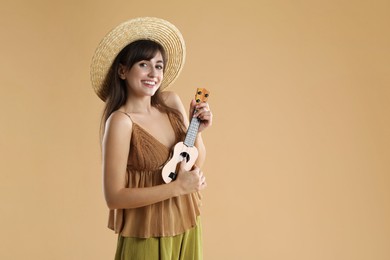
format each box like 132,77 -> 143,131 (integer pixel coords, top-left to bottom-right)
90,17 -> 212,259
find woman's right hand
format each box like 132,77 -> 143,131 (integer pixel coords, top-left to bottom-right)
175,160 -> 207,195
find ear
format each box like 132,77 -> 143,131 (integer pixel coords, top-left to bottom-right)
118,64 -> 127,79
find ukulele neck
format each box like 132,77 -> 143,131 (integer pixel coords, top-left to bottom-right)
183,116 -> 200,147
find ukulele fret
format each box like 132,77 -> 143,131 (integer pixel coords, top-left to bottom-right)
184,117 -> 200,147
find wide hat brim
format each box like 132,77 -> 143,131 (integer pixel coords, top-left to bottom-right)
90,17 -> 186,101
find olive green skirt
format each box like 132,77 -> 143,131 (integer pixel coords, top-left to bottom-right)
114,218 -> 203,260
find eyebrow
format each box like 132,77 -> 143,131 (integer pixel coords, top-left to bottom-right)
142,59 -> 164,64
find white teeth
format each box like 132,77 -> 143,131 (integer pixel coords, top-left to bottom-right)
143,81 -> 156,85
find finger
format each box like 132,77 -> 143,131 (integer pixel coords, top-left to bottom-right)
178,159 -> 187,172
197,111 -> 212,118
200,180 -> 207,190
195,103 -> 209,111
191,164 -> 199,171
193,103 -> 210,117
189,165 -> 200,176
198,113 -> 213,124
194,109 -> 212,119
195,102 -> 209,109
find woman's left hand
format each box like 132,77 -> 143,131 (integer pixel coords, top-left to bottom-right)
189,100 -> 213,133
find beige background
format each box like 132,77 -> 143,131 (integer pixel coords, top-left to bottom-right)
1,0 -> 389,259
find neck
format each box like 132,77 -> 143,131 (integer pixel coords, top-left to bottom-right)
124,95 -> 153,114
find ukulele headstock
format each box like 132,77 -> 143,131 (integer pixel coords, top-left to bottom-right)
195,88 -> 210,104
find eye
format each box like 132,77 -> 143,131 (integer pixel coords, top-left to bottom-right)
156,64 -> 164,70
139,62 -> 147,67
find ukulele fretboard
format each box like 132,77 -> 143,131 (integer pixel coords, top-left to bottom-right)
183,117 -> 200,147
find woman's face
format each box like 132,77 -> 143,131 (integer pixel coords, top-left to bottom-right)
120,51 -> 164,97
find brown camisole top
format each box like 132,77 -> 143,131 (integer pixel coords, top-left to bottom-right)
108,111 -> 201,238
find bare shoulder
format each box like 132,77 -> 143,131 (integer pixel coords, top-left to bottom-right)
104,111 -> 133,136
161,91 -> 183,110
161,91 -> 189,126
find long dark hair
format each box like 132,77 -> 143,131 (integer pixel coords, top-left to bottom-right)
100,40 -> 182,137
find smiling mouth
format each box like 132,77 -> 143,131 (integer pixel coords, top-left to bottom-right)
142,80 -> 157,87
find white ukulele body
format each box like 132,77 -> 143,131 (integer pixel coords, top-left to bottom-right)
162,142 -> 198,183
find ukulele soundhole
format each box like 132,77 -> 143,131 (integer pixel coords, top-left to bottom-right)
180,152 -> 190,163
167,152 -> 191,181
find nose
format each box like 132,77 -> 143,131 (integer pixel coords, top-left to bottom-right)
148,66 -> 158,77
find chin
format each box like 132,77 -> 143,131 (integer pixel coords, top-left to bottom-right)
151,87 -> 161,95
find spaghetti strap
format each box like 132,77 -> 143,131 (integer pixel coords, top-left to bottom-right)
117,111 -> 133,121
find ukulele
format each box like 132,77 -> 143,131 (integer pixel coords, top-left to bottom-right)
162,88 -> 210,183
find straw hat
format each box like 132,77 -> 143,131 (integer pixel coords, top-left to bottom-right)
90,17 -> 186,101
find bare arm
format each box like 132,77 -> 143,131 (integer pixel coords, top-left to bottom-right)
102,111 -> 205,210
